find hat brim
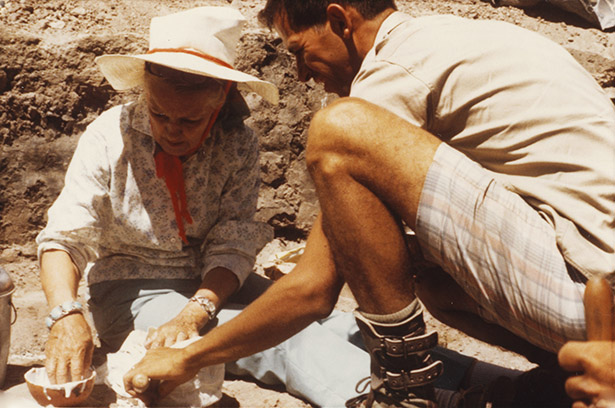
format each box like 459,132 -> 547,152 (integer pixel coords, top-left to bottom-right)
95,53 -> 279,105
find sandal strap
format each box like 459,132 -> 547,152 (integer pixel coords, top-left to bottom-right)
383,360 -> 444,390
383,330 -> 439,357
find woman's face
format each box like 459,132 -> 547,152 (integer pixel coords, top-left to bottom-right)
144,72 -> 226,157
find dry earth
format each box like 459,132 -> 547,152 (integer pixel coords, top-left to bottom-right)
0,0 -> 613,407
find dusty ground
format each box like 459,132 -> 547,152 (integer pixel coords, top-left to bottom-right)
0,0 -> 613,406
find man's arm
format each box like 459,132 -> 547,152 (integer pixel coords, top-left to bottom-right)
40,249 -> 94,384
124,215 -> 344,399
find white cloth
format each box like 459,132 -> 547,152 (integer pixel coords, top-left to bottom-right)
101,330 -> 224,407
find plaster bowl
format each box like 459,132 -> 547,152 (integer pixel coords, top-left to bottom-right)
24,367 -> 96,407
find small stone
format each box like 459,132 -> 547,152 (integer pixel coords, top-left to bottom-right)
71,6 -> 86,16
48,20 -> 65,29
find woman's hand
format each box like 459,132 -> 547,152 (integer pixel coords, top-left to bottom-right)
45,313 -> 94,384
145,267 -> 239,349
123,346 -> 200,404
144,313 -> 201,349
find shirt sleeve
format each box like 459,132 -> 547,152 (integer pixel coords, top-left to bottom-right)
350,59 -> 432,129
36,119 -> 111,276
200,126 -> 273,287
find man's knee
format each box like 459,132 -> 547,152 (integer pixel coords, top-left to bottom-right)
306,97 -> 376,179
309,96 -> 373,136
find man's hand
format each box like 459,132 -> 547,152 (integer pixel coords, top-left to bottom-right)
558,277 -> 615,408
558,341 -> 615,408
123,347 -> 199,403
45,313 -> 94,384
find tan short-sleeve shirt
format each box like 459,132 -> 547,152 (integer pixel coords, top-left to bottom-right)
351,13 -> 615,280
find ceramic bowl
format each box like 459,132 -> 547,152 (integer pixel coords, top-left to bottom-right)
24,367 -> 96,407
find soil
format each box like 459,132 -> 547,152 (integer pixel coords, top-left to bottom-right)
0,0 -> 613,407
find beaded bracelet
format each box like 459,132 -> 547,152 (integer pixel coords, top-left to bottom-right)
45,300 -> 84,330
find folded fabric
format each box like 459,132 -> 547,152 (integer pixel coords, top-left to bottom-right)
491,0 -> 615,30
548,0 -> 615,30
99,330 -> 224,407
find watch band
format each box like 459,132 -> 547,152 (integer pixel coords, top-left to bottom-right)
189,296 -> 217,320
45,300 -> 84,330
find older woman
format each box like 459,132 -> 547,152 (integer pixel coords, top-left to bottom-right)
36,6 -> 369,407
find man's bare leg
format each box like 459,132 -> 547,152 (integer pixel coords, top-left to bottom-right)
306,98 -> 442,407
306,97 -> 566,407
306,97 -> 440,314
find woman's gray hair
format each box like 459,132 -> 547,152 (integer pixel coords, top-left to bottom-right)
144,62 -> 225,93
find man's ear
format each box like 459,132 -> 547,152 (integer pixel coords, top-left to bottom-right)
326,4 -> 353,39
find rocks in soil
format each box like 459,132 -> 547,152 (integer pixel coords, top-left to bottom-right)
0,16 -> 325,244
0,0 -> 613,247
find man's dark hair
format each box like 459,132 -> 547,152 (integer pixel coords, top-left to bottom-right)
258,0 -> 396,31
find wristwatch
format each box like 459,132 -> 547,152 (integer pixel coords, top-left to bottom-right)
189,296 -> 217,320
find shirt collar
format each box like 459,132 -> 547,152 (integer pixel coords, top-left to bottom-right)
351,12 -> 411,92
130,97 -> 153,139
373,11 -> 411,51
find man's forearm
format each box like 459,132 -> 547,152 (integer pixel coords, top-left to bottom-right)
183,216 -> 343,369
185,274 -> 339,368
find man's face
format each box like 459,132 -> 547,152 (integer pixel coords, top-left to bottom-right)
274,11 -> 356,96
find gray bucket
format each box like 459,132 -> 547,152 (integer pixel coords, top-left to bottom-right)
0,266 -> 15,388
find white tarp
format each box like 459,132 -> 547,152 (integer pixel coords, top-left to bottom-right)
494,0 -> 615,30
100,330 -> 225,408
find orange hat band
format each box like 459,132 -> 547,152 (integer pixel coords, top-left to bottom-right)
147,48 -> 234,69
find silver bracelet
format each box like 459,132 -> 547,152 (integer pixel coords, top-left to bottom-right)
189,296 -> 217,320
45,300 -> 84,330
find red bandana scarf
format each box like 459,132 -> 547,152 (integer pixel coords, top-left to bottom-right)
150,49 -> 233,244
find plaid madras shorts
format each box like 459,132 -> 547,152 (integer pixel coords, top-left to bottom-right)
415,143 -> 586,353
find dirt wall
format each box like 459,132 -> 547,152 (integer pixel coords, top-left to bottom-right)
0,1 -> 613,406
1,0 -> 614,249
0,0 -> 329,247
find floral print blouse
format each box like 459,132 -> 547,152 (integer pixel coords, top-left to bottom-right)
36,98 -> 272,287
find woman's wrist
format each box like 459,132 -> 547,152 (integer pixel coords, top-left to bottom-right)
180,299 -> 213,329
46,300 -> 84,329
188,296 -> 217,320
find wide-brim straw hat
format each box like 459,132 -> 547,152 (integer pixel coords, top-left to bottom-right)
95,6 -> 278,104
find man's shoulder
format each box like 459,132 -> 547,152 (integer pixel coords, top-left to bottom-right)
377,12 -> 543,52
368,12 -> 568,77
370,13 -> 461,66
